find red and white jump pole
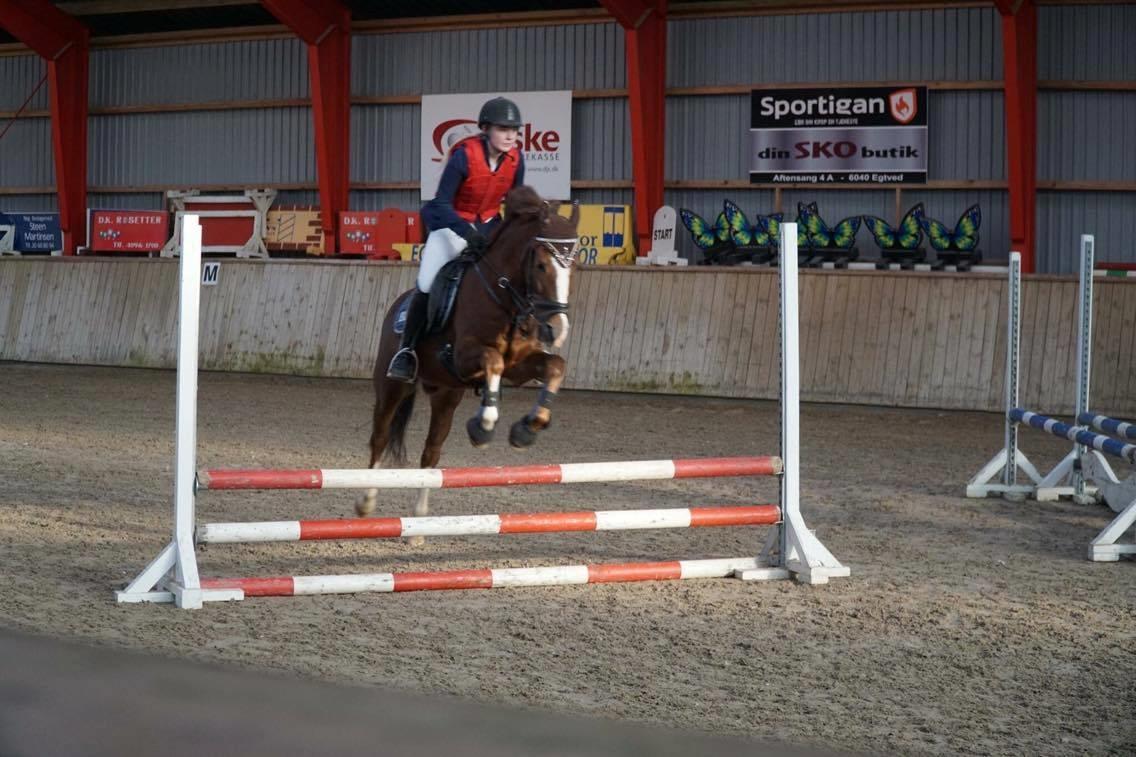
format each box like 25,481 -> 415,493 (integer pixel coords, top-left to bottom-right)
197,456 -> 781,491
116,220 -> 849,608
196,504 -> 781,544
201,557 -> 785,597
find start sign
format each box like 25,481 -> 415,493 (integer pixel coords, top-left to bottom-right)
89,210 -> 169,252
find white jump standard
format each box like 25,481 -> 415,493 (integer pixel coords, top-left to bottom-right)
116,219 -> 849,608
968,237 -> 1136,562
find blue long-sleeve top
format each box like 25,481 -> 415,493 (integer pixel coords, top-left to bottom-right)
421,135 -> 526,237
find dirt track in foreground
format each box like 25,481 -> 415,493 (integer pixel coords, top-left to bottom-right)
1,362 -> 1133,756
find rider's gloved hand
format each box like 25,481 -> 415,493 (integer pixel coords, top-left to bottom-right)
463,228 -> 489,256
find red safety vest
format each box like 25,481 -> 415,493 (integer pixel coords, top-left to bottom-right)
451,136 -> 521,224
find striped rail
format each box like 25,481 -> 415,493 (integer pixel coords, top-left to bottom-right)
1077,413 -> 1136,442
196,456 -> 782,491
200,557 -> 787,596
196,504 -> 781,544
1011,409 -> 1136,463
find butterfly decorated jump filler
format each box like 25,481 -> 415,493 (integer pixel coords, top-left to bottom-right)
722,200 -> 782,248
678,207 -> 732,251
862,203 -> 925,251
914,203 -> 981,252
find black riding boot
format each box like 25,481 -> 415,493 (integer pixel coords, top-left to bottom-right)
386,291 -> 429,383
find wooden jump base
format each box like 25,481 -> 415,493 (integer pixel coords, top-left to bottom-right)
116,220 -> 849,608
197,504 -> 781,544
969,239 -> 1136,562
201,558 -> 785,596
197,456 -> 782,491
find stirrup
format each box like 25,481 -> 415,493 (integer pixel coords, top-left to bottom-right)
386,348 -> 419,383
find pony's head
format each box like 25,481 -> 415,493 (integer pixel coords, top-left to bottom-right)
493,187 -> 579,348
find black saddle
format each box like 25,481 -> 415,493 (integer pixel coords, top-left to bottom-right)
426,257 -> 473,335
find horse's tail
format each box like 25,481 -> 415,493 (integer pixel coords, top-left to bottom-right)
385,391 -> 416,465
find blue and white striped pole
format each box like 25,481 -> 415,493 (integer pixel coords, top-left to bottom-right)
1010,409 -> 1136,463
1077,413 -> 1136,442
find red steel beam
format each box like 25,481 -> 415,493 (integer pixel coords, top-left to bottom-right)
0,0 -> 89,254
601,0 -> 666,257
999,0 -> 1038,272
261,0 -> 351,253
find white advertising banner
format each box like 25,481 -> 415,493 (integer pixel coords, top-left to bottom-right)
420,90 -> 572,201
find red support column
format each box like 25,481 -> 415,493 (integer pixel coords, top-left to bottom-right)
602,0 -> 667,257
0,0 -> 89,255
998,0 -> 1038,272
261,0 -> 351,254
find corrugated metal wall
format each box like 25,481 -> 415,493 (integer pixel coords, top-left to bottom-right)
1037,192 -> 1136,273
89,38 -> 309,106
0,118 -> 54,187
668,7 -> 1001,84
0,194 -> 57,212
87,192 -> 165,210
1,4 -> 1133,272
1035,3 -> 1136,273
0,54 -> 47,111
1039,4 -> 1136,81
89,109 -> 315,186
351,23 -> 626,95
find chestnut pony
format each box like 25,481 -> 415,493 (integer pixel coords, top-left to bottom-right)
357,186 -> 579,531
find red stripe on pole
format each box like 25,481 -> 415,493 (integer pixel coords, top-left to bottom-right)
499,512 -> 598,533
689,504 -> 780,527
587,561 -> 682,583
673,456 -> 780,478
393,569 -> 494,592
200,469 -> 323,490
442,465 -> 563,488
299,518 -> 403,540
202,576 -> 295,596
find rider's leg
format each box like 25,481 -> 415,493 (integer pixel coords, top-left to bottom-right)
387,228 -> 467,383
387,290 -> 429,382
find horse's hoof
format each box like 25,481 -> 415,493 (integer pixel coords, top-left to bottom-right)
467,416 -> 495,447
355,496 -> 376,517
509,418 -> 539,449
406,535 -> 425,547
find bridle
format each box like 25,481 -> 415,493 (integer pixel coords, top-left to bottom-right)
472,233 -> 575,343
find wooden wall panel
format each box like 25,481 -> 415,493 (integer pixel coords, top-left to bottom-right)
1,258 -> 1132,417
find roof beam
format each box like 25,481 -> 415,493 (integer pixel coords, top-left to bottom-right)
601,1 -> 667,257
999,0 -> 1038,272
0,0 -> 89,253
0,0 -> 88,58
57,0 -> 257,14
261,0 -> 351,252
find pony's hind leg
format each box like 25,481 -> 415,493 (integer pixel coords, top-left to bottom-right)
406,388 -> 464,546
356,383 -> 415,517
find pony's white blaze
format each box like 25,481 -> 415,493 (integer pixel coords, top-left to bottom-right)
551,264 -> 572,348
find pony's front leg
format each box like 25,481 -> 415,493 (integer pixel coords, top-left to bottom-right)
461,347 -> 505,448
506,353 -> 566,449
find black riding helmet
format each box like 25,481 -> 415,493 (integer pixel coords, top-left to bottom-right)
478,97 -> 523,129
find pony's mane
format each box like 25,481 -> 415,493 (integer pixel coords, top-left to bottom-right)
503,185 -> 543,220
488,186 -> 545,247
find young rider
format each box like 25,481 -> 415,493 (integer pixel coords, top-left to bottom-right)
387,96 -> 527,382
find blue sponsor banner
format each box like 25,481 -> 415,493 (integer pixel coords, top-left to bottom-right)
0,213 -> 63,252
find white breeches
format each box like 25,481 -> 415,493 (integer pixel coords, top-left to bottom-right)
417,228 -> 469,293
